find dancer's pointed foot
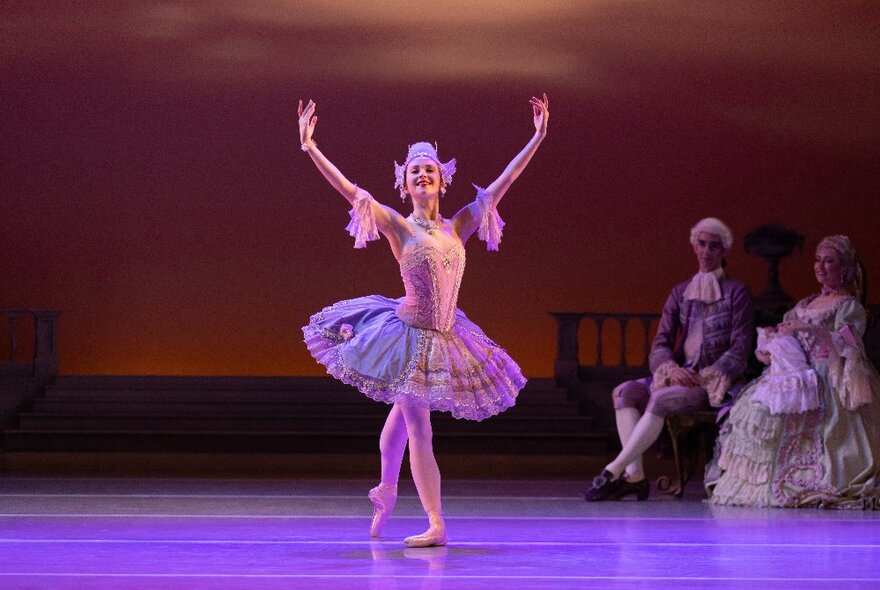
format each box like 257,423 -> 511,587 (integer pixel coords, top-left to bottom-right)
403,512 -> 447,548
368,482 -> 397,537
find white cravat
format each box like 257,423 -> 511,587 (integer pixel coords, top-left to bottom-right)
683,268 -> 724,304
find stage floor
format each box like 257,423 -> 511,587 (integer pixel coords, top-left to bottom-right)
1,476 -> 878,589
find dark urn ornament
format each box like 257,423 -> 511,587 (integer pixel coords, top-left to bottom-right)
744,222 -> 804,319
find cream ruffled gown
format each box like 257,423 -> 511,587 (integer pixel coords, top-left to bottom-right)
706,295 -> 880,509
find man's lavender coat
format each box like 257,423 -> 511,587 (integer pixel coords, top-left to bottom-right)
648,276 -> 754,383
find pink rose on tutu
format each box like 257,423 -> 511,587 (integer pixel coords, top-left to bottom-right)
339,323 -> 354,341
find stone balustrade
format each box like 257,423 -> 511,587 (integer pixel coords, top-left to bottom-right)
1,309 -> 59,378
550,311 -> 660,387
1,309 -> 60,425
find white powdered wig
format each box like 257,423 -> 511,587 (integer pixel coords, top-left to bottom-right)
690,217 -> 733,250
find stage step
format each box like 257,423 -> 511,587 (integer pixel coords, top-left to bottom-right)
16,413 -> 594,434
1,375 -> 612,476
30,398 -> 580,417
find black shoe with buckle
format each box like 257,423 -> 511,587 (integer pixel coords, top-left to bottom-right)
583,470 -> 623,502
611,476 -> 650,501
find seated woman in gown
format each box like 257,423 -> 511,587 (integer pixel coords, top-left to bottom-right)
706,235 -> 880,509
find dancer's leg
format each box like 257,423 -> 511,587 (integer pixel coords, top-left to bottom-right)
369,404 -> 407,537
379,404 -> 408,485
399,402 -> 446,547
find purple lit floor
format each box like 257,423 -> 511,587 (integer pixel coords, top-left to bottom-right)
1,477 -> 879,589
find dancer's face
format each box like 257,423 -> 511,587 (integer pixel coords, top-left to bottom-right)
405,157 -> 442,201
692,232 -> 727,273
814,246 -> 844,290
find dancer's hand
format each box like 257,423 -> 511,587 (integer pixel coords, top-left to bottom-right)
298,99 -> 317,149
530,93 -> 549,137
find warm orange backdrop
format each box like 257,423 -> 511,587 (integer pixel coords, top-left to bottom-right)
3,2 -> 879,377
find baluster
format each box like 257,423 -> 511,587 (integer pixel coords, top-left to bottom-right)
641,315 -> 654,369
550,312 -> 585,386
619,316 -> 628,367
9,311 -> 22,363
33,310 -> 60,380
594,315 -> 605,368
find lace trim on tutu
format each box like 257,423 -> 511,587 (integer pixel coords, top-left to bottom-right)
391,325 -> 527,420
303,323 -> 428,401
345,187 -> 380,249
750,370 -> 820,415
302,298 -> 526,421
474,185 -> 505,251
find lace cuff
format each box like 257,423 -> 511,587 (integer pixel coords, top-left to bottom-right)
345,187 -> 380,249
474,184 -> 505,251
650,360 -> 679,392
837,344 -> 878,411
700,365 -> 733,407
827,326 -> 878,411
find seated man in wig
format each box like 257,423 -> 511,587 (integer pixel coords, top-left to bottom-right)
584,217 -> 753,501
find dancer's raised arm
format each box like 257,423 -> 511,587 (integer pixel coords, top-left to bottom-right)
298,99 -> 410,252
453,94 -> 548,246
298,99 -> 360,204
484,93 -> 549,206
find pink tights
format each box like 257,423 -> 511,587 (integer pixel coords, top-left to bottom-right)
378,403 -> 443,517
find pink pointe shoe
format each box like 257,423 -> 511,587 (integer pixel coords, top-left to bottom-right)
403,512 -> 447,548
368,483 -> 397,537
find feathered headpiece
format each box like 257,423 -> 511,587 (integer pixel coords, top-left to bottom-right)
394,141 -> 457,201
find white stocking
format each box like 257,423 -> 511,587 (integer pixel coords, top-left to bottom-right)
614,406 -> 641,446
614,407 -> 645,480
606,412 -> 664,482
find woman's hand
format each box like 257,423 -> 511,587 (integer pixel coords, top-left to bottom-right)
530,93 -> 549,137
777,319 -> 813,337
756,350 -> 772,365
778,318 -> 833,360
298,99 -> 317,149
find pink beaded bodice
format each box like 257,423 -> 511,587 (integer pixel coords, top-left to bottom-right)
395,244 -> 466,333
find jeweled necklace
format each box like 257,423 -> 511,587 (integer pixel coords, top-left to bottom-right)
409,214 -> 444,235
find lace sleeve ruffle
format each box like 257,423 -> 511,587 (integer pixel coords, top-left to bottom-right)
344,187 -> 380,249
826,299 -> 879,410
474,184 -> 506,251
834,342 -> 879,411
